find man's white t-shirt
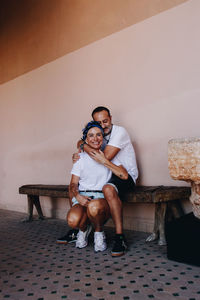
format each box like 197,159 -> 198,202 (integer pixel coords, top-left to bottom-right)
71,152 -> 120,191
105,125 -> 138,183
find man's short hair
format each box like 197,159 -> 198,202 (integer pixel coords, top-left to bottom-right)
92,106 -> 111,118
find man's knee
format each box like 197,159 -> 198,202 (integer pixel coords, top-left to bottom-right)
102,184 -> 117,198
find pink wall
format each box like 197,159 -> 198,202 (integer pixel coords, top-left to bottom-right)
0,0 -> 199,231
1,0 -> 187,84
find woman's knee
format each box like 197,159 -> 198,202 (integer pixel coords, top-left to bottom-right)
67,210 -> 81,228
87,200 -> 102,218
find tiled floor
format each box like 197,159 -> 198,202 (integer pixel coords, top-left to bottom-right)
0,209 -> 199,300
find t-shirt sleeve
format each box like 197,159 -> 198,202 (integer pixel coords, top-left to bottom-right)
108,126 -> 130,149
71,156 -> 82,177
111,156 -> 121,166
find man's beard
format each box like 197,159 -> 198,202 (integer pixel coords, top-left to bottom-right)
104,126 -> 112,136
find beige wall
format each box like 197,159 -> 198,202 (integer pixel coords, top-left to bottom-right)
1,0 -> 198,232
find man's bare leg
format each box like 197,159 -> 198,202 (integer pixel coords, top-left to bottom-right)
102,184 -> 123,234
102,184 -> 127,256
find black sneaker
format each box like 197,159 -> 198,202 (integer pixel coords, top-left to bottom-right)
56,229 -> 78,244
111,234 -> 127,257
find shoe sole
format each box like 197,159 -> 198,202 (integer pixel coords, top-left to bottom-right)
94,246 -> 107,252
76,244 -> 88,249
56,239 -> 77,244
111,251 -> 125,257
56,241 -> 68,244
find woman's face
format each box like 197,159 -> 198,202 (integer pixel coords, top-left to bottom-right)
86,127 -> 103,150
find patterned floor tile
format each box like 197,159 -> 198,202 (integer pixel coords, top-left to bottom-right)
0,209 -> 200,300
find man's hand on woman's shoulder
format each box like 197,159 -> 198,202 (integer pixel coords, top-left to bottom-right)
72,150 -> 81,164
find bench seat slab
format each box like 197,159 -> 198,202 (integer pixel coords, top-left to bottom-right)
19,184 -> 190,245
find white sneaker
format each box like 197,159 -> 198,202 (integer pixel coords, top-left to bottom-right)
94,231 -> 107,252
76,225 -> 92,249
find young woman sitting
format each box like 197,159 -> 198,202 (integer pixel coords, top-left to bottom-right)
67,121 -> 128,252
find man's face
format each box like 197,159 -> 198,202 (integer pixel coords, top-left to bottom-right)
93,110 -> 112,136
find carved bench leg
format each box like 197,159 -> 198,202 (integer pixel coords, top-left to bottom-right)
27,195 -> 34,220
146,203 -> 159,243
32,195 -> 45,220
146,202 -> 167,245
158,202 -> 167,245
169,200 -> 184,219
22,195 -> 34,222
22,195 -> 44,222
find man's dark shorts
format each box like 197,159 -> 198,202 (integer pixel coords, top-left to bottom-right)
106,173 -> 135,200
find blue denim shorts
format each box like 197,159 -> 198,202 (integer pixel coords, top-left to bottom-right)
72,191 -> 104,206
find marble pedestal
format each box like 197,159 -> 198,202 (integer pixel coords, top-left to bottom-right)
168,137 -> 200,218
167,138 -> 200,266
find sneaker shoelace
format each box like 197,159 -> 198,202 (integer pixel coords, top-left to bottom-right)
77,231 -> 85,242
114,235 -> 126,248
95,233 -> 104,244
67,230 -> 76,238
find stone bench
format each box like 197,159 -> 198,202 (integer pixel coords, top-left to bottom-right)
19,184 -> 191,245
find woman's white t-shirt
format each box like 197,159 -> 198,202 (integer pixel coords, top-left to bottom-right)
71,152 -> 120,191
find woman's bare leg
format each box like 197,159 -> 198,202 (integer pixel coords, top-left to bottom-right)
87,198 -> 110,232
67,204 -> 89,231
